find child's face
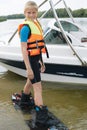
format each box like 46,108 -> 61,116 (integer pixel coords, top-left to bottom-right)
24,8 -> 38,20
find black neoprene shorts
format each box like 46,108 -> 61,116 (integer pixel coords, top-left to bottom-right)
29,55 -> 41,84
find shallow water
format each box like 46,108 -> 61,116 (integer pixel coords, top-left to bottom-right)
0,71 -> 87,130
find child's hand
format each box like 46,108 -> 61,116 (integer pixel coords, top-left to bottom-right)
39,60 -> 45,73
27,68 -> 34,80
40,63 -> 45,73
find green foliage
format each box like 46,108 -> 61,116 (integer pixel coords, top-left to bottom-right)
73,8 -> 86,17
56,8 -> 69,18
7,14 -> 25,19
39,8 -> 87,18
84,10 -> 87,17
0,8 -> 87,22
0,16 -> 7,22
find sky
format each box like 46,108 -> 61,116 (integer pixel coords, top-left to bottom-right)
0,0 -> 87,16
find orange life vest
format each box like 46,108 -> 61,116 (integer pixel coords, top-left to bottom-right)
18,20 -> 49,57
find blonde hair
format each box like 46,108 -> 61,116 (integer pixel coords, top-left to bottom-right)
24,1 -> 38,12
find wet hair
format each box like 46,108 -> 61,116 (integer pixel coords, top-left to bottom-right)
24,1 -> 38,12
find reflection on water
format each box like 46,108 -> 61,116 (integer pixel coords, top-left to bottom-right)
0,71 -> 87,130
0,106 -> 29,130
0,71 -> 29,130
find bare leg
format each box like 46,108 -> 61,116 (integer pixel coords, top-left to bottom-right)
23,78 -> 32,94
20,78 -> 34,105
33,81 -> 43,106
32,82 -> 49,126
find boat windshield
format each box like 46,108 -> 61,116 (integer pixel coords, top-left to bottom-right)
43,27 -> 50,34
44,29 -> 68,45
54,21 -> 80,32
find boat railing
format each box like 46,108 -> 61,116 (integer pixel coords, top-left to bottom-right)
40,0 -> 62,20
7,0 -> 75,44
41,0 -> 87,35
62,0 -> 75,23
39,0 -> 75,22
8,0 -> 49,44
6,0 -> 87,66
49,0 -> 87,66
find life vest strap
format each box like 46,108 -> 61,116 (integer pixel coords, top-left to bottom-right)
27,46 -> 49,58
27,40 -> 49,58
45,46 -> 49,58
27,40 -> 44,45
27,45 -> 44,50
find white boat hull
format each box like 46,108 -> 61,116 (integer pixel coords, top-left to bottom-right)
0,0 -> 87,85
0,48 -> 87,84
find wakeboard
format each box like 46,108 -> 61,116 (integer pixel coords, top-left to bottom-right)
11,93 -> 69,130
25,111 -> 69,130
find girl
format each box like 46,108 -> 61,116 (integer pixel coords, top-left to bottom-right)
18,1 -> 49,125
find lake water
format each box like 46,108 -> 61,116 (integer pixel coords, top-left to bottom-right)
0,18 -> 87,130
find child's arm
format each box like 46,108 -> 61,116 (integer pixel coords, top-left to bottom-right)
20,25 -> 34,79
21,42 -> 34,79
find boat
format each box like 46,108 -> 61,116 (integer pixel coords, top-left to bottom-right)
46,18 -> 87,46
0,0 -> 87,84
